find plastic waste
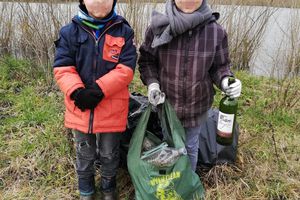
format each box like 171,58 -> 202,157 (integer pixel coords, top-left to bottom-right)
141,143 -> 187,168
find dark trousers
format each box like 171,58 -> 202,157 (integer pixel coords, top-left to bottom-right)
73,130 -> 121,196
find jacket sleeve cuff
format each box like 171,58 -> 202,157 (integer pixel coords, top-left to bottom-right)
66,83 -> 85,98
145,78 -> 159,87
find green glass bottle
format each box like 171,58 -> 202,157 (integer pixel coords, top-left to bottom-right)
217,78 -> 238,146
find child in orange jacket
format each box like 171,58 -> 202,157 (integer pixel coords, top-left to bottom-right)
53,0 -> 137,199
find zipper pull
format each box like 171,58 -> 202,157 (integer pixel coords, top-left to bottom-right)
188,30 -> 192,37
95,42 -> 99,56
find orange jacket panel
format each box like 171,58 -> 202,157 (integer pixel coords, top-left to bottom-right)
54,65 -> 134,133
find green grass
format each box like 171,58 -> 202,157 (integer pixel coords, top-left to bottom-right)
0,57 -> 76,199
0,57 -> 299,199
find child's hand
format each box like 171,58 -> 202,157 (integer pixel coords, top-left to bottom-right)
221,77 -> 242,98
148,83 -> 165,106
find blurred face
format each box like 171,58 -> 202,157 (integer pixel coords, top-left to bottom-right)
174,0 -> 203,13
83,0 -> 114,19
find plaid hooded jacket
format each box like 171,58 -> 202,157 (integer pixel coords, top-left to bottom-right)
138,14 -> 233,127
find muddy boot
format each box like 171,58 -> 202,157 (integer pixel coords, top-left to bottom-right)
101,190 -> 119,200
100,176 -> 119,200
80,194 -> 95,200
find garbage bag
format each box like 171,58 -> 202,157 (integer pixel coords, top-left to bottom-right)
120,94 -> 239,170
127,100 -> 205,200
198,108 -> 239,168
120,93 -> 162,168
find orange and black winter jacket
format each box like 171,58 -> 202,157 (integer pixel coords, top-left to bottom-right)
53,16 -> 137,134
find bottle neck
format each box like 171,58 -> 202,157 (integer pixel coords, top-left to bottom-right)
226,95 -> 235,100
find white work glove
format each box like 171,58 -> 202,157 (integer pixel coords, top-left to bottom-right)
221,77 -> 242,98
147,83 -> 165,106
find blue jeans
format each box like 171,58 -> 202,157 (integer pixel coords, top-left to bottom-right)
185,125 -> 202,171
73,130 -> 121,196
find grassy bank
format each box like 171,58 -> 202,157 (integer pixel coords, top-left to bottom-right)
0,57 -> 299,199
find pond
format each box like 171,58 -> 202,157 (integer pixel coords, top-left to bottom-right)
0,2 -> 299,78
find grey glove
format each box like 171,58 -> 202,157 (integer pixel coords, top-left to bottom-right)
147,83 -> 165,106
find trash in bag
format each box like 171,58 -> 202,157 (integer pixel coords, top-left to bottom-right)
142,130 -> 162,151
141,130 -> 187,168
141,143 -> 187,168
127,92 -> 149,129
123,93 -> 163,143
119,93 -> 163,168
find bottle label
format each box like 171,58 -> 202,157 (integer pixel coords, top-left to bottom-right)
217,111 -> 234,138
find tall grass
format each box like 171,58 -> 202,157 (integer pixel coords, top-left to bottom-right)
0,2 -> 14,56
285,9 -> 300,77
214,3 -> 275,70
117,0 -> 160,45
0,56 -> 76,199
0,58 -> 299,199
0,1 -> 75,87
265,8 -> 300,111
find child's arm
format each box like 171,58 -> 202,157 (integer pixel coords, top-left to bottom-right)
138,27 -> 159,86
95,30 -> 137,98
209,28 -> 233,89
53,27 -> 84,97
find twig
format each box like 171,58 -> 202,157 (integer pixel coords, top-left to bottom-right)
268,122 -> 280,167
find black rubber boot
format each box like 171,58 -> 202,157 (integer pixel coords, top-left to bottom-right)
100,176 -> 119,200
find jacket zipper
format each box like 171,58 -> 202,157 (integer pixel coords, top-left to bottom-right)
182,30 -> 193,120
88,42 -> 98,134
78,21 -> 123,134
